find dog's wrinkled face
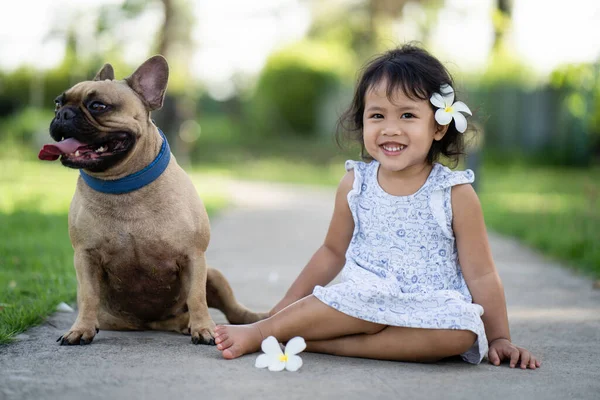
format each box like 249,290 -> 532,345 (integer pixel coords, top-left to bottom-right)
40,56 -> 169,172
49,82 -> 138,171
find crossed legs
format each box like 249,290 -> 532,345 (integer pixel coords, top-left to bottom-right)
214,295 -> 476,362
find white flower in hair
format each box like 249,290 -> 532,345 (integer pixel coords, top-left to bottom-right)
255,336 -> 306,372
430,84 -> 472,133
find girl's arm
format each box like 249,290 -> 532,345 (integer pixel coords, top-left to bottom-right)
270,171 -> 355,316
452,183 -> 540,369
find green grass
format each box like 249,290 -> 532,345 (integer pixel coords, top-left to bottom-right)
194,158 -> 346,186
479,164 -> 599,278
0,157 -> 228,344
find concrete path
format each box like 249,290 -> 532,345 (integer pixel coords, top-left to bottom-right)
1,180 -> 599,400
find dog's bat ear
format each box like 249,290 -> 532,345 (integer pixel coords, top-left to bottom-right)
125,55 -> 169,111
94,63 -> 115,81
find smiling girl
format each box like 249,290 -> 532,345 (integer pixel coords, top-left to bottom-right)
213,44 -> 539,369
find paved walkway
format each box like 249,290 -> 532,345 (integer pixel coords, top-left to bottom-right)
1,180 -> 599,399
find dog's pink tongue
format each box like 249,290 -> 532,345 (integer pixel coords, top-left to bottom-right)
38,138 -> 85,161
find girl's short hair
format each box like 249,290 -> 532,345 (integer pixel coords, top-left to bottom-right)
336,44 -> 469,166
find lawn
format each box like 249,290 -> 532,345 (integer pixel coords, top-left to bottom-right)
478,163 -> 599,278
0,158 -> 228,344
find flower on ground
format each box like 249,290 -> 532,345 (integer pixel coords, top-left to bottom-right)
255,336 -> 306,372
430,84 -> 472,133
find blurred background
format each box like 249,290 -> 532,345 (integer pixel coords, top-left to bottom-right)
2,0 -> 599,168
1,0 -> 599,341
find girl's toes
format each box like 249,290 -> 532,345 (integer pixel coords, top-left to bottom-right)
222,345 -> 243,360
217,337 -> 233,351
214,325 -> 226,335
215,333 -> 229,345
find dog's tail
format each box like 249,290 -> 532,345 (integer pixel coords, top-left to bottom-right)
206,268 -> 268,324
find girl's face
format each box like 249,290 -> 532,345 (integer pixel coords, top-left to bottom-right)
362,80 -> 447,173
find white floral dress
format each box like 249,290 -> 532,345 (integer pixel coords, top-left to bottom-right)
313,160 -> 488,364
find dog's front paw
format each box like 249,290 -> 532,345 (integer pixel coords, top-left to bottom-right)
57,326 -> 99,345
189,321 -> 216,345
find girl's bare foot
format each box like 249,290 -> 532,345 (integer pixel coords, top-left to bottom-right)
214,324 -> 264,359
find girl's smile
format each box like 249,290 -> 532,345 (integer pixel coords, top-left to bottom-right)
379,141 -> 407,156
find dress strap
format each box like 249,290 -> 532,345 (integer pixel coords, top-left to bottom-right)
428,164 -> 475,192
345,160 -> 373,196
427,164 -> 475,239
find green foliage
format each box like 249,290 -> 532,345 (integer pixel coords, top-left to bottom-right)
244,40 -> 354,138
475,47 -> 538,88
0,107 -> 54,143
550,63 -> 600,156
467,54 -> 600,166
0,68 -> 35,115
0,56 -> 129,119
189,113 -> 353,170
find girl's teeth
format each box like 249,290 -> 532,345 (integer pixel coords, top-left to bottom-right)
382,144 -> 405,151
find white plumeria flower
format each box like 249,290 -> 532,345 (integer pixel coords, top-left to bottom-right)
430,84 -> 472,133
255,336 -> 306,372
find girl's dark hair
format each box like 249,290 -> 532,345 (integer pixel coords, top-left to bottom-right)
336,43 -> 469,166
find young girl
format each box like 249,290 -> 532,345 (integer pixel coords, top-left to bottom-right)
214,44 -> 540,368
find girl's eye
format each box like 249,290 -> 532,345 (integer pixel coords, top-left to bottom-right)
89,101 -> 107,112
370,113 -> 384,119
401,113 -> 414,119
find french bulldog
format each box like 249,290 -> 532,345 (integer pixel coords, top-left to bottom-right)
39,55 -> 265,345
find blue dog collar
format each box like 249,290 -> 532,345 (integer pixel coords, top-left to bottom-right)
79,128 -> 171,194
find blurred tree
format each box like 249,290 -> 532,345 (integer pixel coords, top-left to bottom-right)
1,1 -> 200,155
476,0 -> 535,87
246,40 -> 355,139
95,0 -> 195,93
492,0 -> 512,53
550,62 -> 600,163
95,0 -> 197,164
306,0 -> 442,60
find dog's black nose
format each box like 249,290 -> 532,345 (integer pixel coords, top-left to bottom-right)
56,107 -> 76,121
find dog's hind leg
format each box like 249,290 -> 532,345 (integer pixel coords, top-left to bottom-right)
206,267 -> 269,324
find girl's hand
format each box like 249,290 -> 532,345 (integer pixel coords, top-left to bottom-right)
488,338 -> 541,369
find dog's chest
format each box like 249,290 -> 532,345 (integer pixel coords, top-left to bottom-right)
95,233 -> 190,315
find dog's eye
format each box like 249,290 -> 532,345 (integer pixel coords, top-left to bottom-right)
89,101 -> 107,112
54,101 -> 61,112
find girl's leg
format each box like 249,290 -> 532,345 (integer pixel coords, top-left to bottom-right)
307,326 -> 477,362
214,295 -> 385,359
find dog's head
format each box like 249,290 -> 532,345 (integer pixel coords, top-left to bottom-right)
39,56 -> 169,173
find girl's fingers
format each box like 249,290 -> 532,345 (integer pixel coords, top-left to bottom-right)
529,357 -> 537,370
488,347 -> 500,366
519,349 -> 531,369
509,348 -> 520,368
